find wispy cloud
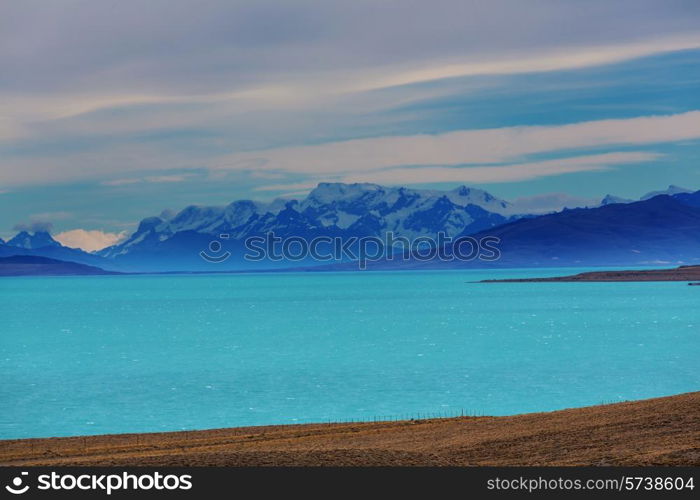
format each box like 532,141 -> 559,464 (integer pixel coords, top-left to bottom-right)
0,0 -> 698,232
100,178 -> 142,187
344,35 -> 700,92
219,111 -> 699,177
100,174 -> 193,187
29,211 -> 73,221
339,152 -> 661,185
255,152 -> 660,191
13,221 -> 54,233
12,212 -> 73,234
254,181 -> 321,192
4,34 -> 700,132
144,175 -> 192,183
5,111 -> 697,188
248,171 -> 287,180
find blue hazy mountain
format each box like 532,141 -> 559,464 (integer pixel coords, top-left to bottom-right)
673,190 -> 700,208
4,184 -> 699,272
599,194 -> 633,206
598,185 -> 693,207
0,231 -> 120,271
640,184 -> 692,201
6,230 -> 61,249
0,255 -> 120,276
468,194 -> 700,267
355,192 -> 700,270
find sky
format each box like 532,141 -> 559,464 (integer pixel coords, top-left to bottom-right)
1,0 -> 699,249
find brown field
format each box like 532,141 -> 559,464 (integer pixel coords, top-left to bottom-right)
1,392 -> 699,466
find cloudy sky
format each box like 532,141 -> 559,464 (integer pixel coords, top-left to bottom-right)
1,0 -> 699,248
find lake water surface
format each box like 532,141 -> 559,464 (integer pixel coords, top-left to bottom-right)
1,269 -> 698,439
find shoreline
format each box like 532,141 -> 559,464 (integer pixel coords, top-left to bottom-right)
481,264 -> 700,283
2,392 -> 698,466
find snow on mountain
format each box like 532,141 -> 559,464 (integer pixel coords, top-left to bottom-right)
640,185 -> 692,201
598,186 -> 692,207
6,230 -> 62,249
299,183 -> 514,237
600,194 -> 633,206
444,185 -> 512,214
100,183 -> 516,263
101,216 -> 168,258
0,230 -> 121,271
93,182 -> 700,270
9,183 -> 697,272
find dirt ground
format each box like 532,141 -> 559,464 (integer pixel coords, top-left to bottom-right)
1,392 -> 698,466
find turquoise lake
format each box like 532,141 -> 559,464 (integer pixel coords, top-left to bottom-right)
1,269 -> 699,439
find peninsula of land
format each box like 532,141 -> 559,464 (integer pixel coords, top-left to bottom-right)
481,265 -> 700,283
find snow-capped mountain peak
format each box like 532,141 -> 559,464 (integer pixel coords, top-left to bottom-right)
306,182 -> 384,206
445,185 -> 512,214
640,185 -> 692,201
99,182 -> 515,263
600,194 -> 632,206
7,230 -> 61,249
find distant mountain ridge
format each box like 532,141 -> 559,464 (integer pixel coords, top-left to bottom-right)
467,193 -> 700,267
6,230 -> 61,249
0,231 -> 119,270
640,184 -> 693,201
599,194 -> 632,206
599,185 -> 692,206
0,255 -> 120,276
97,183 -> 519,270
352,193 -> 700,270
2,183 -> 699,272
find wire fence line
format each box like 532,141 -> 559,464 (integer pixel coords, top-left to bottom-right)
0,408 -> 487,458
1,400 -> 630,459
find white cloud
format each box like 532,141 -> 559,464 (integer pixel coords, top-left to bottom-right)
338,152 -> 661,185
100,178 -> 142,187
144,175 -> 191,183
100,174 -> 192,187
3,34 -> 699,131
2,111 -> 696,188
344,34 -> 700,92
254,152 -> 659,190
255,181 -> 320,192
54,229 -> 128,252
2,34 -> 699,148
217,111 -> 699,176
249,171 -> 287,180
29,211 -> 73,221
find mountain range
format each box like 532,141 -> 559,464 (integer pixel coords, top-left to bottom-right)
599,185 -> 691,206
95,183 -> 519,270
360,192 -> 700,270
1,183 -> 698,272
0,231 -> 117,269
